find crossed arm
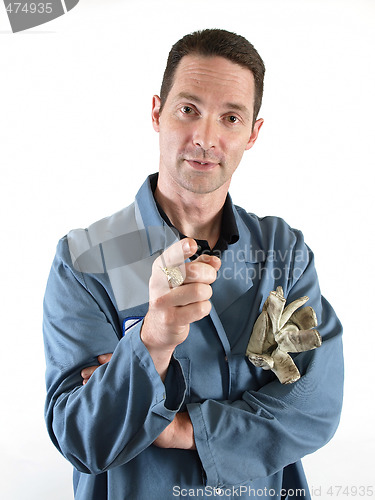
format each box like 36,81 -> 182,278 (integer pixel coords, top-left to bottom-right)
79,238 -> 221,451
81,353 -> 195,450
45,228 -> 343,483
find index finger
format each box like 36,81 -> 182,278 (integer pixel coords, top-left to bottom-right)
193,253 -> 222,272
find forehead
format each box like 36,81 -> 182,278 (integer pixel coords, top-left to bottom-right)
168,54 -> 255,105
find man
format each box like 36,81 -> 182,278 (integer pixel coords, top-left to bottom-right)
43,29 -> 344,499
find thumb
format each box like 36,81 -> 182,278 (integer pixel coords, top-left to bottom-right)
181,238 -> 198,259
158,238 -> 198,269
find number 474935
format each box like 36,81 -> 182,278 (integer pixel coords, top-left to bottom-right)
6,3 -> 53,14
327,485 -> 374,496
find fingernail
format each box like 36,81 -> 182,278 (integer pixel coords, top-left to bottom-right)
183,240 -> 191,252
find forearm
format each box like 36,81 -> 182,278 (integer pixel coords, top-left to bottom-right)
153,411 -> 196,450
188,310 -> 343,488
44,237 -> 215,473
186,229 -> 343,488
46,327 -> 186,474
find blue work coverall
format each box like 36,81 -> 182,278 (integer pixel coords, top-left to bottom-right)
43,174 -> 344,499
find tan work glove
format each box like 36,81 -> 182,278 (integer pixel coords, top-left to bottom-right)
246,286 -> 322,384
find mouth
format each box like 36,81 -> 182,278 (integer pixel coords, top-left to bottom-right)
185,159 -> 219,170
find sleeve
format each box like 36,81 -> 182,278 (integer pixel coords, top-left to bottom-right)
43,238 -> 186,474
187,228 -> 344,488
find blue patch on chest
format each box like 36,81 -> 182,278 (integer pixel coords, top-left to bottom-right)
122,316 -> 144,336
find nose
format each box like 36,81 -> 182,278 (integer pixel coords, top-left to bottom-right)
192,118 -> 217,151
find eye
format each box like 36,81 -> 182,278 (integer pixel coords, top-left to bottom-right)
181,106 -> 194,114
227,115 -> 239,124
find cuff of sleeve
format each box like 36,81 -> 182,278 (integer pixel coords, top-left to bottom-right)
187,403 -> 220,487
128,323 -> 187,421
163,355 -> 187,411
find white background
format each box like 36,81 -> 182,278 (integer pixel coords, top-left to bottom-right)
1,0 -> 374,498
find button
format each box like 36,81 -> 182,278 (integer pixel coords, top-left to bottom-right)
215,488 -> 224,495
224,356 -> 228,362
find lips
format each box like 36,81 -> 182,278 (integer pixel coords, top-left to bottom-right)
185,159 -> 218,170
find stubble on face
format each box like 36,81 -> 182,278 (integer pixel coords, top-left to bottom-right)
156,55 -> 258,197
171,150 -> 228,195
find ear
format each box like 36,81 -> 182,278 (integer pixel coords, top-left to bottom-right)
151,95 -> 161,132
245,118 -> 264,151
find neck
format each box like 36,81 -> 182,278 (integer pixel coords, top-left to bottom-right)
155,175 -> 229,249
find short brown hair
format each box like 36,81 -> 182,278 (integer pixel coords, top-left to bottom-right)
160,29 -> 265,125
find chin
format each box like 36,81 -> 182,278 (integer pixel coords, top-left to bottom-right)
180,175 -> 226,195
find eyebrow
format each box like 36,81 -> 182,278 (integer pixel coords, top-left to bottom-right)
175,92 -> 203,104
225,102 -> 251,120
174,92 -> 251,120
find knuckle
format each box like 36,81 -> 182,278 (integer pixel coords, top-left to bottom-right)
196,283 -> 212,301
150,293 -> 168,309
207,268 -> 217,284
188,262 -> 217,284
157,305 -> 176,327
198,300 -> 211,317
150,296 -> 161,309
188,263 -> 201,281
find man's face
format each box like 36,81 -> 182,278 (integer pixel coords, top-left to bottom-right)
152,54 -> 263,195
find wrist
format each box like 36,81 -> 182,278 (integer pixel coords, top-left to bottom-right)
174,412 -> 196,450
140,317 -> 175,381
